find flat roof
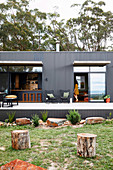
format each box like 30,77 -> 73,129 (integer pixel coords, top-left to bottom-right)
73,61 -> 111,66
0,61 -> 43,66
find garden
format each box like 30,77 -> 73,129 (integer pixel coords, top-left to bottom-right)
0,111 -> 113,170
0,110 -> 113,169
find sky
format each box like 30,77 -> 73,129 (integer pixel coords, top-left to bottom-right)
1,0 -> 113,20
29,0 -> 113,20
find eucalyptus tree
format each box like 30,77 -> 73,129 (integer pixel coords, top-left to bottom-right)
44,11 -> 71,51
0,0 -> 47,51
67,0 -> 113,51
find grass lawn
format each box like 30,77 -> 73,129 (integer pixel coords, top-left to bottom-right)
0,123 -> 113,169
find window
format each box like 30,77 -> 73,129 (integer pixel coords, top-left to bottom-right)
73,67 -> 89,73
76,76 -> 85,90
9,66 -> 25,72
90,73 -> 105,101
90,66 -> 106,72
0,66 -> 7,72
26,66 -> 42,72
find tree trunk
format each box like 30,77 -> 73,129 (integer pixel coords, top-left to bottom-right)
77,133 -> 97,157
11,130 -> 31,150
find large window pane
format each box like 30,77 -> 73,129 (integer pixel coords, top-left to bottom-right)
90,73 -> 105,101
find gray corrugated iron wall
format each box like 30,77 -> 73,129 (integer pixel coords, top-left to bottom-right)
0,51 -> 113,101
0,109 -> 113,121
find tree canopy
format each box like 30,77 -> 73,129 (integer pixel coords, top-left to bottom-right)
0,0 -> 113,51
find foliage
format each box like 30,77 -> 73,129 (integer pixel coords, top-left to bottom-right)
107,112 -> 112,119
7,112 -> 15,123
5,119 -> 8,123
31,114 -> 40,127
41,110 -> 48,122
104,95 -> 110,99
0,0 -> 113,51
104,119 -> 113,124
66,110 -> 81,124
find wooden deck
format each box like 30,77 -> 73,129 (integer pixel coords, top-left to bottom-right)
0,102 -> 113,121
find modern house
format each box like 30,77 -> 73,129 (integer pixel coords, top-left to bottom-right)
0,50 -> 112,103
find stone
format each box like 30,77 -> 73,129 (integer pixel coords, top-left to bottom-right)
16,117 -> 31,125
0,122 -> 3,126
63,120 -> 72,126
0,159 -> 46,170
39,119 -> 44,125
11,130 -> 31,150
83,160 -> 90,164
86,117 -> 105,124
47,118 -> 66,127
80,120 -> 86,124
0,146 -> 5,151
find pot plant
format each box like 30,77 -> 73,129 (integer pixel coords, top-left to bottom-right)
104,95 -> 110,103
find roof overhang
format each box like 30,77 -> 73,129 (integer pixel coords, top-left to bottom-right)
0,61 -> 43,66
73,61 -> 111,66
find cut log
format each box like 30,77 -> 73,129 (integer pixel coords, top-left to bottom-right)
77,133 -> 97,157
11,130 -> 31,150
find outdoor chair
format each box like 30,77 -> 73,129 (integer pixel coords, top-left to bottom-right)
60,90 -> 70,103
45,90 -> 57,103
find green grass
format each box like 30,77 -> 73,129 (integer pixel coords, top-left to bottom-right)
0,123 -> 113,169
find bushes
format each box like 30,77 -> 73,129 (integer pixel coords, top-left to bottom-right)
41,111 -> 48,122
32,114 -> 40,127
6,112 -> 16,123
66,110 -> 81,125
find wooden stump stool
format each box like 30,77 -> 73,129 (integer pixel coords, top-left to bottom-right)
77,133 -> 97,157
11,130 -> 31,150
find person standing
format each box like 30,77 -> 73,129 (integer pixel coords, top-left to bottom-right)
74,80 -> 79,102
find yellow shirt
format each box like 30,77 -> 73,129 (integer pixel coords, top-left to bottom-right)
74,84 -> 79,95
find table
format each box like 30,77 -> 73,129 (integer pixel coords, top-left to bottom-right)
3,97 -> 18,107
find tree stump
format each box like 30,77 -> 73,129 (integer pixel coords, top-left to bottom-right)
11,130 -> 31,150
77,133 -> 97,157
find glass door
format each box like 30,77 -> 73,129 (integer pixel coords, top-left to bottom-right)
89,73 -> 105,101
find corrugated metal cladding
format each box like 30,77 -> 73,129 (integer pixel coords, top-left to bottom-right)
0,109 -> 113,121
0,51 -> 113,101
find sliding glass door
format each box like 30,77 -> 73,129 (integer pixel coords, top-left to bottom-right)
89,73 -> 105,101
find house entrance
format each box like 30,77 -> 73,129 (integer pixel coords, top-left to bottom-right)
74,73 -> 88,102
73,66 -> 106,102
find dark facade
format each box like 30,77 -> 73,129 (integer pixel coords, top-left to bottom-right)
0,51 -> 113,102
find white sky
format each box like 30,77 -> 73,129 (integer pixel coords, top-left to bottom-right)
1,0 -> 113,20
29,0 -> 113,20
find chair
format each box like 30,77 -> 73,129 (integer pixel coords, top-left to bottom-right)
45,90 -> 57,103
60,90 -> 70,103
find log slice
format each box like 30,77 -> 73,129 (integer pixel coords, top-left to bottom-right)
11,130 -> 31,150
77,133 -> 97,157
